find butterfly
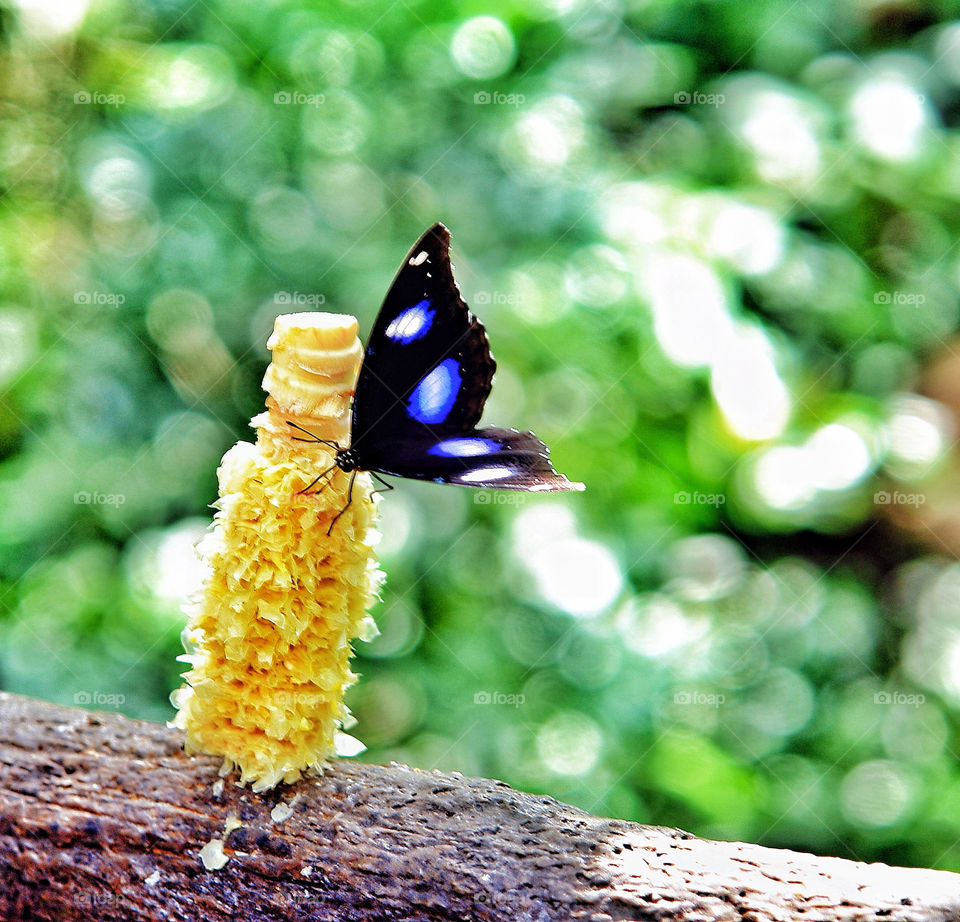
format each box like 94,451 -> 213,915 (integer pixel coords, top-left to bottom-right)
289,223 -> 584,532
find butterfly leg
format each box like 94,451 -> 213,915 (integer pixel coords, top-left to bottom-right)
369,471 -> 395,496
326,469 -> 358,536
298,461 -> 339,495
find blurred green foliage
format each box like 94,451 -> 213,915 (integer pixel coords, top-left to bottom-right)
3,0 -> 960,873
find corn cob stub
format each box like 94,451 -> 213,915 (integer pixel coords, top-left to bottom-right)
171,312 -> 383,791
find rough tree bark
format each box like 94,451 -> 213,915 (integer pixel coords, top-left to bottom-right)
0,692 -> 958,921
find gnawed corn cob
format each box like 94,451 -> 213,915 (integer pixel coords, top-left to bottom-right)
171,312 -> 382,791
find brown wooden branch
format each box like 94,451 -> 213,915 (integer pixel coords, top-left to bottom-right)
1,692 -> 958,922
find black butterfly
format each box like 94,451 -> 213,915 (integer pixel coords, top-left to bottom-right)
290,223 -> 584,531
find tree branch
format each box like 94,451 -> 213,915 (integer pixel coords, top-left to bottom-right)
0,692 -> 957,921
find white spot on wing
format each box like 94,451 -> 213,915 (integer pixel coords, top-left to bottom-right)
409,249 -> 429,266
460,466 -> 515,483
430,437 -> 497,457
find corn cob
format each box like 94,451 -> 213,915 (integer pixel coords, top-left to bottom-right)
171,312 -> 382,791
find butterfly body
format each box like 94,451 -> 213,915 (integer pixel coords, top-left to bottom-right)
332,446 -> 360,474
293,223 -> 583,526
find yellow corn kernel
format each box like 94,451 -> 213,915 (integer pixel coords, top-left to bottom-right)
171,312 -> 382,791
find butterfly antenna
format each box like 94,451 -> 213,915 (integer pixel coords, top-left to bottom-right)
298,461 -> 340,495
286,420 -> 341,450
326,470 -> 357,536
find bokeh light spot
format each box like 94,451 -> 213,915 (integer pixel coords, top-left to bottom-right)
501,95 -> 585,180
805,424 -> 872,491
452,16 -> 516,79
886,394 -> 949,478
617,595 -> 710,657
840,760 -> 913,828
0,309 -> 37,387
126,519 -> 208,604
706,203 -> 784,276
851,79 -> 928,162
564,244 -> 628,307
536,710 -> 603,775
741,92 -> 822,188
145,45 -> 235,112
664,535 -> 747,602
711,325 -> 790,441
527,536 -> 623,617
643,251 -> 731,367
13,0 -> 88,38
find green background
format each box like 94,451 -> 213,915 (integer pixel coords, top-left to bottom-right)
3,0 -> 960,872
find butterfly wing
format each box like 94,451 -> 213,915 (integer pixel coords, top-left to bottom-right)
367,427 -> 585,492
351,224 -> 494,461
350,223 -> 582,492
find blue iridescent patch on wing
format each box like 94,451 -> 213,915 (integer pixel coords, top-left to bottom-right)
428,437 -> 499,457
407,358 -> 461,424
385,299 -> 434,344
